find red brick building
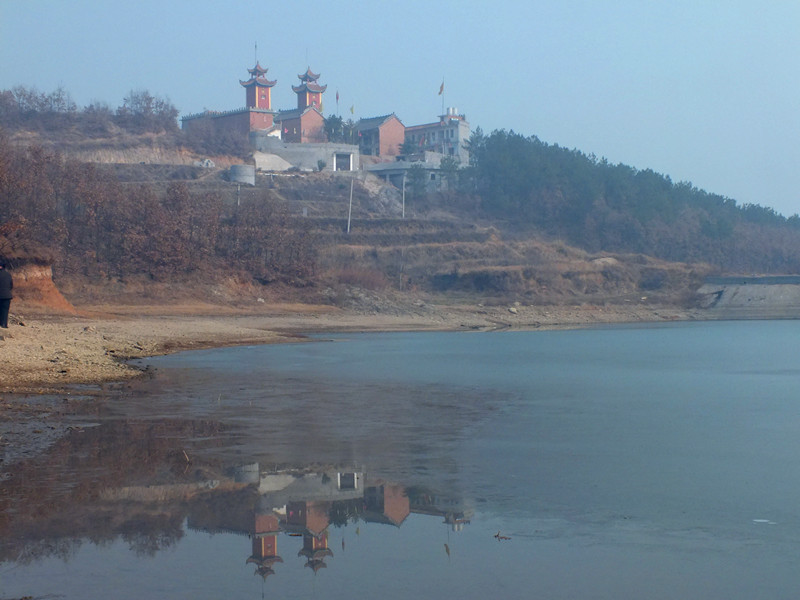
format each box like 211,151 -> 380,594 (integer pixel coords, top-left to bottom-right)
183,63 -> 331,144
272,67 -> 328,143
181,61 -> 277,135
356,113 -> 405,157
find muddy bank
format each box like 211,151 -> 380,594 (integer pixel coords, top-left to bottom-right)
0,301 -> 698,394
0,300 -> 696,478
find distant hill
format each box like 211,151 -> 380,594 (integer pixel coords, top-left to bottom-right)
4,87 -> 800,312
464,129 -> 800,274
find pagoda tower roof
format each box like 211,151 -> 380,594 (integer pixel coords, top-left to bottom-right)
240,62 -> 276,88
298,547 -> 334,560
292,81 -> 327,94
297,67 -> 321,82
249,62 -> 269,77
292,66 -> 327,94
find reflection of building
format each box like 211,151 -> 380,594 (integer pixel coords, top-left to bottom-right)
185,465 -> 472,583
286,500 -> 330,537
364,482 -> 410,527
407,488 -> 474,532
247,513 -> 283,580
286,502 -> 335,573
299,530 -> 333,573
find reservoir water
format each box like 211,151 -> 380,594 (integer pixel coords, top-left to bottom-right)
3,320 -> 800,598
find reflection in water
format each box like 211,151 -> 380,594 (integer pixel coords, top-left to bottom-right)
7,325 -> 800,598
0,417 -> 471,589
188,464 -> 473,582
1,419 -> 230,564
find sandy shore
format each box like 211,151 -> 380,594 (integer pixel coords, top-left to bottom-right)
0,301 -> 698,394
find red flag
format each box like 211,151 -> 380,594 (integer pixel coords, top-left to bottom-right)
438,81 -> 444,95
336,90 -> 340,102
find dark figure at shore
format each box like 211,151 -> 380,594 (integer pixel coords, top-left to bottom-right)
0,260 -> 12,328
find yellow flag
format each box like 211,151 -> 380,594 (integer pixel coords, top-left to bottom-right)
350,104 -> 354,114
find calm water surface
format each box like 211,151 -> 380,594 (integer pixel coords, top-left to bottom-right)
3,320 -> 800,599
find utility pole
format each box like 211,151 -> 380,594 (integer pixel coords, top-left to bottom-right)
402,173 -> 406,219
347,177 -> 354,234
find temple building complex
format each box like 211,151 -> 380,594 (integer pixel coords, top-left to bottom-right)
181,60 -> 470,177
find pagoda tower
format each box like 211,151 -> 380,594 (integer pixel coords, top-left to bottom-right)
292,67 -> 327,110
240,62 -> 276,110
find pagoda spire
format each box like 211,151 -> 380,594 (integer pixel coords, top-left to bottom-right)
292,66 -> 327,110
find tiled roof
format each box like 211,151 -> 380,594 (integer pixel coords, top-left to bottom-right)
240,76 -> 277,88
297,67 -> 321,82
356,113 -> 402,131
273,106 -> 322,121
292,82 -> 327,94
248,62 -> 270,76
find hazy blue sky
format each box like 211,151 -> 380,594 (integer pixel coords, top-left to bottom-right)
2,1 -> 799,216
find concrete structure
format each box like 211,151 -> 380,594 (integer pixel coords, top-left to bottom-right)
357,114 -> 405,157
697,276 -> 800,318
367,156 -> 443,190
405,107 -> 470,163
229,164 -> 256,186
251,133 -> 359,172
252,151 -> 294,172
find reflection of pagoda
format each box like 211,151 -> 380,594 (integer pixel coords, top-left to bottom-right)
298,530 -> 334,573
246,513 -> 283,580
363,483 -> 410,527
286,500 -> 334,573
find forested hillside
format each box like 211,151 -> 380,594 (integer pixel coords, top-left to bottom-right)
463,129 -> 800,273
0,138 -> 316,286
